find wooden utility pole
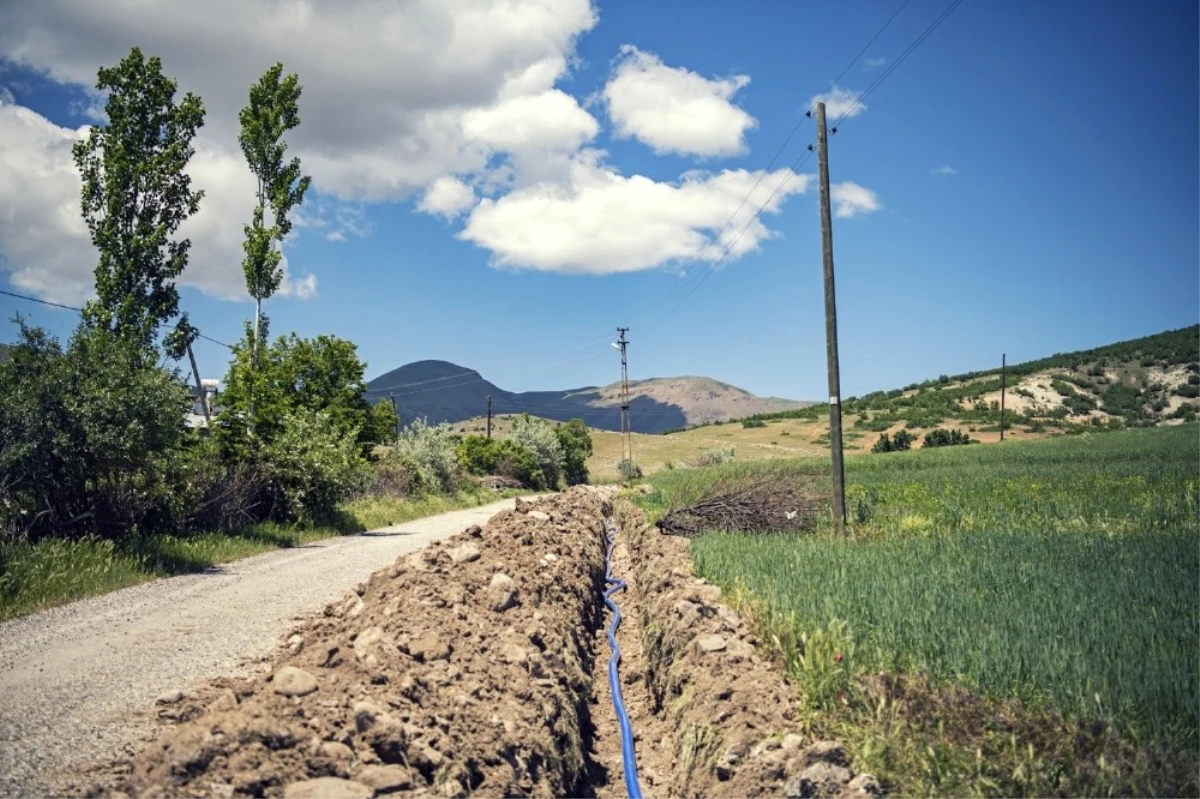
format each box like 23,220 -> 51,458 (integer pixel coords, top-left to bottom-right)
486,394 -> 493,439
1000,353 -> 1006,441
616,327 -> 633,482
390,392 -> 398,424
814,101 -> 847,535
185,341 -> 211,427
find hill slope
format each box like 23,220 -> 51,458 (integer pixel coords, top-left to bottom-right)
743,324 -> 1200,431
365,360 -> 811,433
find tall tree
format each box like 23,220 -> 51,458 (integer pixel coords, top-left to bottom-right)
71,47 -> 205,356
238,63 -> 311,358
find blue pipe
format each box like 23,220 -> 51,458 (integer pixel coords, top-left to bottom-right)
603,516 -> 643,799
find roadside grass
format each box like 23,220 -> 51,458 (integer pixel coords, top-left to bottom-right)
632,425 -> 1200,797
0,488 -> 520,622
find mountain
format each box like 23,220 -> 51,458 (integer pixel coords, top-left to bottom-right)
364,360 -> 813,434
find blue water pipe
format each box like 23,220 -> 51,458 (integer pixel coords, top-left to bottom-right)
603,515 -> 644,799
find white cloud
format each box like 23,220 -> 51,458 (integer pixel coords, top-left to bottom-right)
601,45 -> 757,157
932,164 -> 958,175
863,57 -> 887,69
458,150 -> 812,274
418,176 -> 477,220
809,86 -> 866,120
831,181 -> 881,218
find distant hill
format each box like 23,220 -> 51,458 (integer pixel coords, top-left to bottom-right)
364,360 -> 812,434
0,343 -> 9,363
740,324 -> 1200,430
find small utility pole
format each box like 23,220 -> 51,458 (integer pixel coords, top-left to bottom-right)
616,327 -> 633,482
1000,353 -> 1006,441
185,340 -> 211,427
390,392 -> 398,422
814,101 -> 847,535
486,394 -> 493,439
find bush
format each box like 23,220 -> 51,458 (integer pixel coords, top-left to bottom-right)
742,419 -> 767,428
872,430 -> 915,453
456,435 -> 550,490
618,459 -> 643,481
555,419 -> 593,486
923,428 -> 974,448
511,415 -> 565,488
0,321 -> 192,540
698,446 -> 736,466
257,409 -> 368,522
1174,384 -> 1199,399
390,417 -> 460,495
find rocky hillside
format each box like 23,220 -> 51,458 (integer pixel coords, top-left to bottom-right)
744,324 -> 1200,432
364,360 -> 811,434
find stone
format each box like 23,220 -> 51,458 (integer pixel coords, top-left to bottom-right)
353,700 -> 387,733
273,666 -> 318,697
489,573 -> 518,613
449,543 -> 481,564
528,510 -> 550,522
501,643 -> 527,665
847,773 -> 881,796
354,627 -> 395,670
785,762 -> 853,799
410,744 -> 444,776
320,741 -> 355,762
156,689 -> 186,705
357,765 -> 414,793
288,634 -> 305,655
410,632 -> 451,662
207,690 -> 238,713
696,633 -> 728,653
542,553 -> 558,564
283,777 -> 374,799
803,740 -> 848,767
782,733 -> 804,752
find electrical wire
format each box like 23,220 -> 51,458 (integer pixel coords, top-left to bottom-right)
0,288 -> 236,350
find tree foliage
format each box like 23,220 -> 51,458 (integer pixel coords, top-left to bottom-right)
511,414 -> 565,488
238,63 -> 311,339
217,326 -> 380,456
71,47 -> 206,356
555,418 -> 593,486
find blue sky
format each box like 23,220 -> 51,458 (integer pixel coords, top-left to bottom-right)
0,0 -> 1196,403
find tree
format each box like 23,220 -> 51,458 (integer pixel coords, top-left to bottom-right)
555,418 -> 593,486
71,47 -> 206,357
217,329 -> 376,456
511,414 -> 565,488
368,400 -> 399,446
238,63 -> 312,359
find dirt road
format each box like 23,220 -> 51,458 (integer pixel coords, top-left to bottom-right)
0,497 -> 529,798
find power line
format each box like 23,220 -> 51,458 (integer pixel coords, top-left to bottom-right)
1,287 -> 236,351
831,0 -> 965,128
366,369 -> 483,394
0,288 -> 83,312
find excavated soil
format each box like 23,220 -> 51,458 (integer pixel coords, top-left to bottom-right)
87,487 -> 875,799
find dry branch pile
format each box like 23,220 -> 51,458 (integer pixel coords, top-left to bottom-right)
656,472 -> 825,538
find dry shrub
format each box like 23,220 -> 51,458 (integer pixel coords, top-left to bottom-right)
656,470 -> 824,538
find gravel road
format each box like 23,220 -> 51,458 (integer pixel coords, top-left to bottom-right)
0,497 -> 528,797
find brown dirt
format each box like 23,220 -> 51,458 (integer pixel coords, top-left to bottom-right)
81,487 -> 874,799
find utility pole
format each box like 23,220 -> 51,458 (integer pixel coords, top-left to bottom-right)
1000,353 -> 1006,441
486,394 -> 493,439
814,101 -> 847,536
390,392 -> 398,428
185,340 -> 211,427
616,327 -> 633,482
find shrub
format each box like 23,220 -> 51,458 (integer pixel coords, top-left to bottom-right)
555,419 -> 593,486
1174,384 -> 1199,399
1102,384 -> 1145,417
511,414 -> 565,488
455,435 -> 548,490
618,459 -> 643,481
923,428 -> 973,448
258,409 -> 368,522
698,446 -> 736,466
872,430 -> 915,453
742,419 -> 767,428
390,417 -> 460,494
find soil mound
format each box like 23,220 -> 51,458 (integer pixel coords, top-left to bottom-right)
114,487 -> 611,799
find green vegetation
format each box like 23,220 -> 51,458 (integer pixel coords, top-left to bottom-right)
921,427 -> 974,448
0,486 -> 517,621
635,427 -> 1199,797
742,418 -> 768,428
870,430 -> 914,453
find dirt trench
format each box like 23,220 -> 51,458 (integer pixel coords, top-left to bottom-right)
90,487 -> 875,799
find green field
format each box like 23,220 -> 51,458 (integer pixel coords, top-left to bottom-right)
636,426 -> 1199,797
